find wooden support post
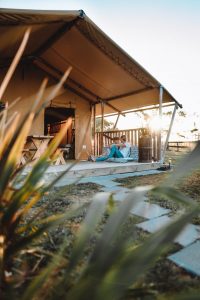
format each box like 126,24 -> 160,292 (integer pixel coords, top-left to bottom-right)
157,86 -> 163,161
100,101 -> 104,154
93,104 -> 96,155
162,104 -> 178,163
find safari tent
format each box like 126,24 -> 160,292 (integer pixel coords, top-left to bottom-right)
0,8 -> 182,161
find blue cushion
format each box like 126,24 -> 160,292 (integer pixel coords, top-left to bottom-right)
130,146 -> 138,161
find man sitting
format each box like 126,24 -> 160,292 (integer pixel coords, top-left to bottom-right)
89,135 -> 131,162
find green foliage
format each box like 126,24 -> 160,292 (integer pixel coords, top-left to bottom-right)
95,118 -> 115,132
178,110 -> 187,117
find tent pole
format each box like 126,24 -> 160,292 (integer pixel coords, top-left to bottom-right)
157,86 -> 163,161
113,113 -> 120,129
162,104 -> 178,163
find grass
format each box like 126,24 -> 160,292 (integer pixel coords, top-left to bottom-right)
114,172 -> 181,215
114,169 -> 200,219
142,248 -> 200,299
28,181 -> 147,249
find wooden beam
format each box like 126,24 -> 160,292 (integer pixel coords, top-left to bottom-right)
104,87 -> 153,102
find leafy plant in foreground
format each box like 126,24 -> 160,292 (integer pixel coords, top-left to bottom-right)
0,28 -> 82,297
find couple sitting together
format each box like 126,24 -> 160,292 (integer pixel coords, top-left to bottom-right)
89,135 -> 131,162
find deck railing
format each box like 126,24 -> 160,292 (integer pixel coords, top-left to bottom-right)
94,128 -> 159,160
167,141 -> 197,152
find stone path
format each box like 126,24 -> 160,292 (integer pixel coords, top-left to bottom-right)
55,170 -> 200,276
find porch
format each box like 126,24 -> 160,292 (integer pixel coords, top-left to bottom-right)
94,128 -> 159,160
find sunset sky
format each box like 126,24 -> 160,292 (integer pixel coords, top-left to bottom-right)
1,0 -> 200,135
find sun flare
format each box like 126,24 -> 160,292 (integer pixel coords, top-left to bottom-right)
149,116 -> 162,131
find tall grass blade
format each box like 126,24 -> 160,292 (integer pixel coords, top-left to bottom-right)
163,141 -> 200,186
68,192 -> 110,270
0,113 -> 34,195
0,28 -> 31,100
6,203 -> 88,258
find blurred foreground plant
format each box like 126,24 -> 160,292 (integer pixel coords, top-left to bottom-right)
1,28 -> 200,300
0,28 -> 81,296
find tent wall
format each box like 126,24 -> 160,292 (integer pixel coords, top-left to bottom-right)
0,64 -> 45,134
0,63 -> 92,159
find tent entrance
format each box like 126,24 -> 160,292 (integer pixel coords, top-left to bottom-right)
44,107 -> 75,159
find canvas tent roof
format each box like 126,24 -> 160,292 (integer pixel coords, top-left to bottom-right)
0,8 -> 182,115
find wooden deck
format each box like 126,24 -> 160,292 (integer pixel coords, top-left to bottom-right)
40,160 -> 161,178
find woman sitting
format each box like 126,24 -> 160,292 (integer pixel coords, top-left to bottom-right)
88,135 -> 131,162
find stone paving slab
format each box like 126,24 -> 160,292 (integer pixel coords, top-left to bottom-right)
103,169 -> 161,179
79,169 -> 161,182
168,240 -> 200,276
136,215 -> 172,232
174,224 -> 200,247
113,190 -> 131,201
102,186 -> 125,192
131,203 -> 171,219
55,169 -> 162,187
